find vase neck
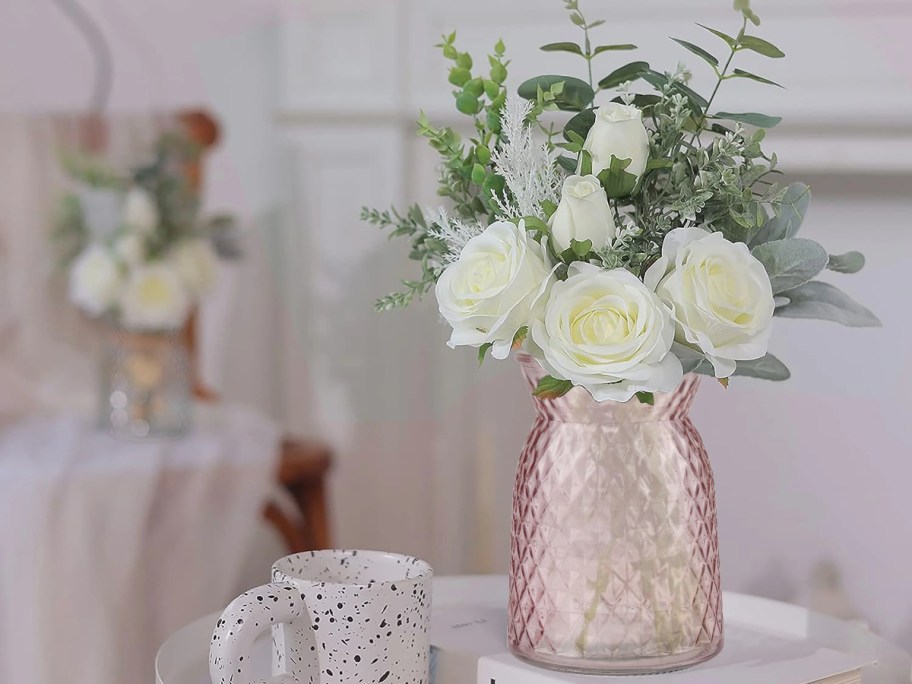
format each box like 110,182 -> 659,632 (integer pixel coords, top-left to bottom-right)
516,353 -> 700,423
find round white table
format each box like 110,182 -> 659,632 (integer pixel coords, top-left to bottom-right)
156,575 -> 912,684
0,403 -> 280,684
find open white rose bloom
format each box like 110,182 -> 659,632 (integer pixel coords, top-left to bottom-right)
366,6 -> 880,402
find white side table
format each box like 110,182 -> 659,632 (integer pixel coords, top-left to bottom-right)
155,575 -> 912,684
0,403 -> 280,684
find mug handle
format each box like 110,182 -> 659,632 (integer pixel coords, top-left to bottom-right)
209,581 -> 308,684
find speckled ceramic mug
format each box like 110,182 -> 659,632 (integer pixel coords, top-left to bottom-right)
209,550 -> 433,684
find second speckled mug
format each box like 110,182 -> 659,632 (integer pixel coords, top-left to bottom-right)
209,550 -> 433,684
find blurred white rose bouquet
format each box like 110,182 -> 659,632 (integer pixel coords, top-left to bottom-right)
55,133 -> 239,331
364,0 -> 879,403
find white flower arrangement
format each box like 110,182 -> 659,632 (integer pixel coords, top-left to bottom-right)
55,134 -> 239,332
364,0 -> 880,402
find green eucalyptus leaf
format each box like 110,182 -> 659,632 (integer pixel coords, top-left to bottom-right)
456,52 -> 472,70
448,67 -> 471,87
775,281 -> 881,327
592,44 -> 637,55
752,182 -> 811,244
540,42 -> 584,56
739,35 -> 785,58
827,251 -> 866,274
541,199 -> 558,219
635,391 -> 655,405
533,375 -> 574,399
483,79 -> 500,100
471,163 -> 487,185
456,92 -> 481,115
563,109 -> 595,142
517,75 -> 595,111
730,68 -> 783,88
714,111 -> 782,128
464,78 -> 485,97
597,155 -> 637,198
751,238 -> 829,293
557,155 -> 577,172
490,62 -> 507,84
611,93 -> 662,111
670,38 -> 719,67
733,353 -> 791,381
597,61 -> 650,90
697,23 -> 736,48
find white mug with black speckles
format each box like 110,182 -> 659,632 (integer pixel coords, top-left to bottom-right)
209,549 -> 433,684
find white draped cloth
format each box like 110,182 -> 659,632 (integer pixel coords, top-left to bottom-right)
0,403 -> 279,684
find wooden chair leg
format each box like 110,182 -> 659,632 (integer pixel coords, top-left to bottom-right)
263,438 -> 333,554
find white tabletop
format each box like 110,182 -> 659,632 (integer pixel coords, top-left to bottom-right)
156,575 -> 912,684
0,403 -> 280,684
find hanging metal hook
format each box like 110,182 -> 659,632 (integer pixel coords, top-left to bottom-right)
48,0 -> 114,112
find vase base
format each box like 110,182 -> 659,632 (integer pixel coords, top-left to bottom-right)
508,636 -> 724,676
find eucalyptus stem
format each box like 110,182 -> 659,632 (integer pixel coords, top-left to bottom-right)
692,17 -> 746,145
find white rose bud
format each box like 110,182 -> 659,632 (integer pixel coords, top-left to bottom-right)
435,220 -> 556,360
549,175 -> 616,253
531,262 -> 682,402
583,103 -> 650,179
69,244 -> 123,317
119,262 -> 191,331
122,187 -> 159,235
644,228 -> 775,378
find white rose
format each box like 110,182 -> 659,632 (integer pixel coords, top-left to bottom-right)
435,220 -> 555,360
531,262 -> 682,402
114,233 -> 146,266
122,187 -> 159,235
583,103 -> 650,179
549,174 -> 616,253
644,228 -> 775,378
119,263 -> 191,331
171,239 -> 218,295
68,244 -> 123,317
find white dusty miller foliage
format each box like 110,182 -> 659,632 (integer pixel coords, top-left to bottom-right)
490,94 -> 561,220
425,208 -> 484,264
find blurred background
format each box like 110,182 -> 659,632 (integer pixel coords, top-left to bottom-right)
0,0 -> 910,682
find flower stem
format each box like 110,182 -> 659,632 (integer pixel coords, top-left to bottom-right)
692,17 -> 746,145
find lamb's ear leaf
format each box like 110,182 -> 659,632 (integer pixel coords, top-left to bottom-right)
775,281 -> 881,327
751,238 -> 828,294
827,251 -> 865,274
733,353 -> 791,381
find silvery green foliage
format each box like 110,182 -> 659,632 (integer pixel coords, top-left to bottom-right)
425,208 -> 485,264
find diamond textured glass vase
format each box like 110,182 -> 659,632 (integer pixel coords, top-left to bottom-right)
509,353 -> 723,674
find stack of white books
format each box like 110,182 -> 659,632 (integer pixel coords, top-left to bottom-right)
430,582 -> 870,684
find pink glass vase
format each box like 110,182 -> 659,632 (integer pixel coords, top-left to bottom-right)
508,353 -> 723,674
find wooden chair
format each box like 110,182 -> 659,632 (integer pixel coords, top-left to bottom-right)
178,110 -> 333,554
